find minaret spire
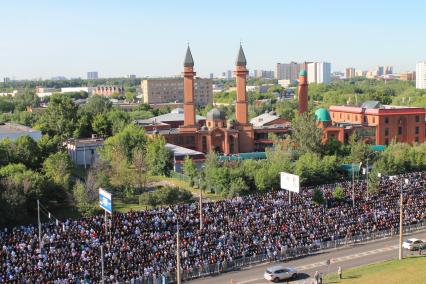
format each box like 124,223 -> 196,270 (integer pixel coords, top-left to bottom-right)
181,45 -> 197,129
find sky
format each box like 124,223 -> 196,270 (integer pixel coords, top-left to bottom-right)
0,0 -> 425,80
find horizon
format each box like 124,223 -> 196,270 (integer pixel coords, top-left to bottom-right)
1,0 -> 425,80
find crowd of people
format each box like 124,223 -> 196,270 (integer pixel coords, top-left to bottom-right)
1,172 -> 425,283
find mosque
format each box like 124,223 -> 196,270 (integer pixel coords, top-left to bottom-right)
142,45 -> 298,154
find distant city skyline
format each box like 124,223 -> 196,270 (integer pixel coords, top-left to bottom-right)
1,0 -> 425,80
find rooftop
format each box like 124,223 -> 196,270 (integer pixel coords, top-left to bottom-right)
134,111 -> 206,125
250,112 -> 282,127
0,123 -> 40,135
166,143 -> 203,157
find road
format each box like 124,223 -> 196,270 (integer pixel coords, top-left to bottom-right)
189,230 -> 426,284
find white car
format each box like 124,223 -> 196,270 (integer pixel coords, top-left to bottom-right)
402,238 -> 425,251
264,265 -> 298,282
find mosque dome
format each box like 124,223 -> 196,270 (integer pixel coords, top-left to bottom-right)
206,108 -> 226,121
315,108 -> 331,122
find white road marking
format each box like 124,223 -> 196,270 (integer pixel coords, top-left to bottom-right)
235,245 -> 399,284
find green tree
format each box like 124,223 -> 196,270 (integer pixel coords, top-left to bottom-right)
38,134 -> 61,161
107,109 -> 130,135
182,156 -> 197,186
291,113 -> 323,154
349,133 -> 371,164
229,176 -> 249,196
100,124 -> 147,163
15,135 -> 40,169
73,181 -> 98,216
36,93 -> 77,137
132,148 -> 148,192
145,136 -> 172,176
294,152 -> 338,185
92,113 -> 111,137
84,95 -> 112,115
43,151 -> 73,190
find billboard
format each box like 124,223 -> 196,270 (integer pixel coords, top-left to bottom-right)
280,172 -> 300,193
99,188 -> 112,214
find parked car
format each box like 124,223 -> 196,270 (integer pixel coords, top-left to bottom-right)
264,265 -> 298,282
402,238 -> 425,250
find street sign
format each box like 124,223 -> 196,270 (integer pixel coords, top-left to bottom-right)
280,172 -> 300,193
99,188 -> 112,214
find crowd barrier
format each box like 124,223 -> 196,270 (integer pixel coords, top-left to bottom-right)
123,220 -> 426,284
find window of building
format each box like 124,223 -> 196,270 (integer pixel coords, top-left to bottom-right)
363,116 -> 367,123
202,136 -> 207,152
385,117 -> 389,124
398,126 -> 402,135
416,115 -> 420,123
416,126 -> 419,134
385,138 -> 389,145
385,128 -> 389,136
415,136 -> 419,143
372,117 -> 376,123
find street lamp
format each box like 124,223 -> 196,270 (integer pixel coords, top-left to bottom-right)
365,152 -> 377,201
390,175 -> 409,260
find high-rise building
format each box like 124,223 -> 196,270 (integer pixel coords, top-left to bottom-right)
355,70 -> 367,77
275,62 -> 300,82
209,73 -> 214,79
385,66 -> 393,75
399,71 -> 416,81
226,70 -> 232,80
307,62 -> 331,84
87,71 -> 98,80
416,61 -> 426,89
376,66 -> 384,76
127,74 -> 137,79
345,67 -> 355,79
254,70 -> 274,79
3,77 -> 11,84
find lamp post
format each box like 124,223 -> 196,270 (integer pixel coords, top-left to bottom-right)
398,177 -> 409,260
176,219 -> 181,284
352,162 -> 355,207
37,200 -> 42,249
365,152 -> 377,201
199,174 -> 203,231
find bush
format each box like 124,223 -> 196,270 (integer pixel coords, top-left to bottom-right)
312,188 -> 325,205
139,186 -> 193,207
332,186 -> 345,200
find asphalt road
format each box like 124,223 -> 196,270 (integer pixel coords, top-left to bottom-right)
189,229 -> 426,284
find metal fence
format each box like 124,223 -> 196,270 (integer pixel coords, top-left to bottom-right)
124,220 -> 426,284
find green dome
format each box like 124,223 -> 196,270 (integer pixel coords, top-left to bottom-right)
315,108 -> 331,122
299,69 -> 307,77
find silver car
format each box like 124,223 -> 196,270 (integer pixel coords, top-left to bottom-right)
264,265 -> 298,282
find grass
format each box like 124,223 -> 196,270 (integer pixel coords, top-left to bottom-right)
114,198 -> 148,213
324,256 -> 426,284
149,175 -> 223,201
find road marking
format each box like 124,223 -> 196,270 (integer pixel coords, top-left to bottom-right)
235,245 -> 399,284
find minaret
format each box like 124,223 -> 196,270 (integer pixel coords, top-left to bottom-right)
182,46 -> 197,128
298,69 -> 308,114
234,44 -> 249,124
234,44 -> 254,153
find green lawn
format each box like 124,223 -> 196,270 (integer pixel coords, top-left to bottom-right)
325,256 -> 426,284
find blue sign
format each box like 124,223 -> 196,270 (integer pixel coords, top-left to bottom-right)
99,188 -> 112,213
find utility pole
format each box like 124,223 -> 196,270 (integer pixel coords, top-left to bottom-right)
366,158 -> 369,201
199,185 -> 203,231
398,177 -> 409,260
37,200 -> 42,249
101,245 -> 105,284
176,220 -> 181,284
352,163 -> 355,207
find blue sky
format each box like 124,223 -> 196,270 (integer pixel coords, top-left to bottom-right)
0,0 -> 425,79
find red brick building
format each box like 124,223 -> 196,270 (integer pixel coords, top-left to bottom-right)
317,101 -> 426,145
143,45 -> 290,154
